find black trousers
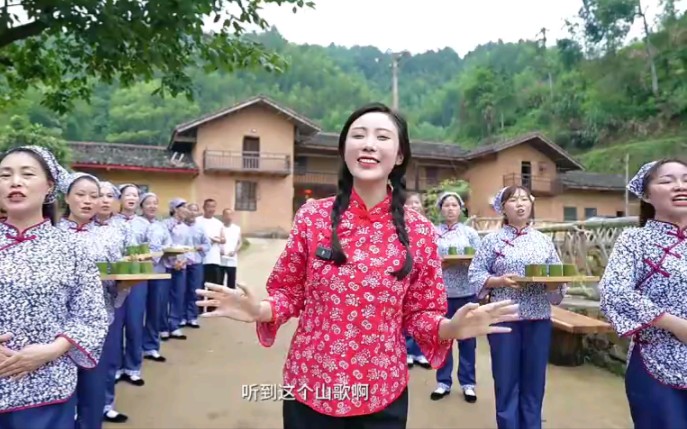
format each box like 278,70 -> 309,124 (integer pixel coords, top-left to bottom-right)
221,266 -> 237,289
283,388 -> 408,429
201,264 -> 222,313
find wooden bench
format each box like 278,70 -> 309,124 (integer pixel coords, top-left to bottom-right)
549,306 -> 614,367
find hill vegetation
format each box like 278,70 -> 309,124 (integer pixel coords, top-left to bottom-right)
1,0 -> 685,171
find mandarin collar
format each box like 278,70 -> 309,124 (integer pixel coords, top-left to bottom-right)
502,223 -> 531,236
348,187 -> 392,221
60,217 -> 92,232
2,218 -> 52,241
645,219 -> 687,239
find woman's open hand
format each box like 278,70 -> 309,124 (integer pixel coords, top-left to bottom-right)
440,300 -> 519,340
196,283 -> 262,323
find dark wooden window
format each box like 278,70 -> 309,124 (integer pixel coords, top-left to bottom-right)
584,207 -> 598,219
136,184 -> 149,193
563,206 -> 578,221
294,156 -> 308,172
425,166 -> 439,185
235,181 -> 257,211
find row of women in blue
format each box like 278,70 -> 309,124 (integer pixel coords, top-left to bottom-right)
0,145 -> 211,429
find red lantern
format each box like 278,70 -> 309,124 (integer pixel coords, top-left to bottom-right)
304,189 -> 312,196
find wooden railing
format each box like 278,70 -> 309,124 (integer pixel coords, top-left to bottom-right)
293,169 -> 338,186
466,216 -> 560,232
204,150 -> 291,175
503,173 -> 559,196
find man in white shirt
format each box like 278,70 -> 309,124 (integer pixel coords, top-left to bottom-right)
195,199 -> 225,312
220,208 -> 242,288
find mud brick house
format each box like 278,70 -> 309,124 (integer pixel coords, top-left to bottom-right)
70,95 -> 631,235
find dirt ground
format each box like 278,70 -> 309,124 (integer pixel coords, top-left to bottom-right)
107,238 -> 633,429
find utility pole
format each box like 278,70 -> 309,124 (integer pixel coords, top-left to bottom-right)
391,55 -> 399,110
624,153 -> 630,216
387,50 -> 410,111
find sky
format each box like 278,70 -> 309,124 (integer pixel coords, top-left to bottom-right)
249,0 -> 686,56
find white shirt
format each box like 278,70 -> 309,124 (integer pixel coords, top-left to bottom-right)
195,216 -> 224,265
220,223 -> 241,268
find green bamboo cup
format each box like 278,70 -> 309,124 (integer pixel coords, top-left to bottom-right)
129,262 -> 141,275
448,246 -> 458,255
464,247 -> 476,255
141,261 -> 154,274
563,264 -> 578,276
115,261 -> 130,275
96,262 -> 109,276
526,264 -> 546,277
548,264 -> 564,277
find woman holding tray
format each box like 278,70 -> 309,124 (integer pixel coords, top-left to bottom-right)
431,191 -> 482,403
114,184 -> 151,387
599,159 -> 687,429
58,172 -> 131,427
161,198 -> 193,341
0,146 -> 108,429
140,192 -> 173,363
196,103 -> 519,428
403,192 -> 431,369
468,185 -> 566,429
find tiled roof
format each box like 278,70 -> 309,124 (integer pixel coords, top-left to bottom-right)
68,141 -> 198,171
465,132 -> 584,170
300,132 -> 469,159
558,171 -> 626,191
170,95 -> 321,147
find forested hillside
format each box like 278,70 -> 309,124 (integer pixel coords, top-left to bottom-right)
1,0 -> 685,174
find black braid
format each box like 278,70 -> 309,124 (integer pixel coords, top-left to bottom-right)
389,171 -> 413,280
330,165 -> 354,265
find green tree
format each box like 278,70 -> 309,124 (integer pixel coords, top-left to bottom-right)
0,116 -> 71,165
0,0 -> 314,113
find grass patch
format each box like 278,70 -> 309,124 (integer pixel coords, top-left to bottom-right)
580,135 -> 687,174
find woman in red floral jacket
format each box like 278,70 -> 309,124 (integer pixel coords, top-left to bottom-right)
197,103 -> 518,428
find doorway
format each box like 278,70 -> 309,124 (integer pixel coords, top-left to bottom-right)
243,136 -> 260,169
521,161 -> 532,190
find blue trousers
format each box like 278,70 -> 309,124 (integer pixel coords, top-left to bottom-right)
76,319 -> 121,429
185,264 -> 203,322
142,278 -> 170,353
166,268 -> 186,332
120,282 -> 147,375
0,394 -> 77,429
405,334 -> 422,357
106,306 -> 125,408
626,346 -> 687,429
436,295 -> 477,390
488,319 -> 552,429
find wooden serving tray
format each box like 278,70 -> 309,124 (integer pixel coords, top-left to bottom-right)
122,253 -> 159,261
513,276 -> 600,284
162,248 -> 195,254
443,255 -> 474,261
101,274 -> 171,281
